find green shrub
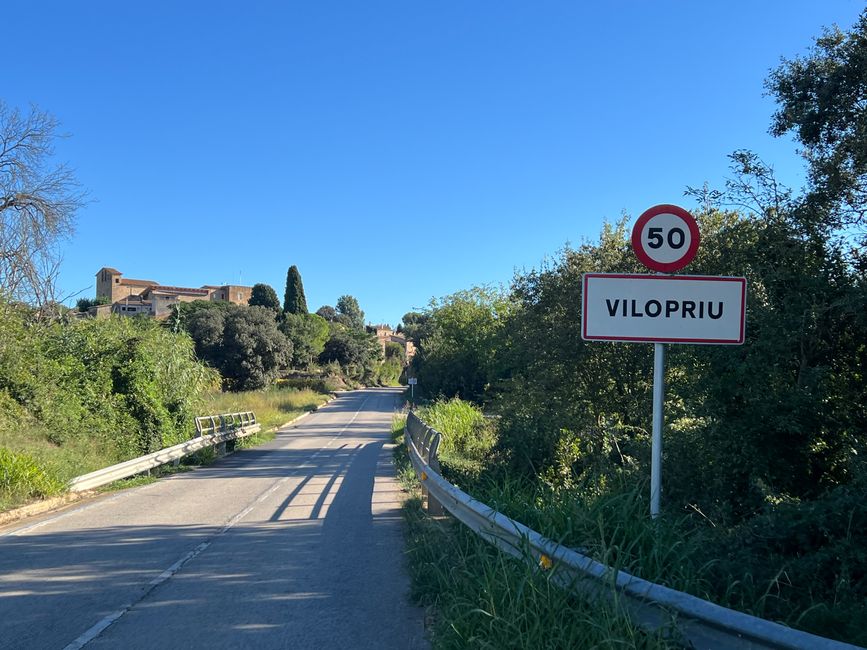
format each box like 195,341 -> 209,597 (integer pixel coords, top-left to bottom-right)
702,478 -> 867,643
375,355 -> 403,386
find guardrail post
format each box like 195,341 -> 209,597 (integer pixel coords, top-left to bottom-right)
427,432 -> 445,516
417,426 -> 433,511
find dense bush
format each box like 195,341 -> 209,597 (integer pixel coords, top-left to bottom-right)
704,476 -> 867,639
410,204 -> 867,524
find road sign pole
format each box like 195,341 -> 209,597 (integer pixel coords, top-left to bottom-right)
650,342 -> 665,519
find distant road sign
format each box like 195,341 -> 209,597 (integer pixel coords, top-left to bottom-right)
582,273 -> 746,344
408,378 -> 418,385
631,204 -> 700,273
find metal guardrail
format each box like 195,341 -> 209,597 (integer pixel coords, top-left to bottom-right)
195,411 -> 257,437
69,412 -> 261,492
405,411 -> 863,650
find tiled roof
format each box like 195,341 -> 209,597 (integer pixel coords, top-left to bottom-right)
119,278 -> 158,286
150,285 -> 210,295
114,296 -> 151,305
100,267 -> 121,274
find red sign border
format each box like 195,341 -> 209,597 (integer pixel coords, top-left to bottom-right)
581,273 -> 747,345
631,204 -> 701,273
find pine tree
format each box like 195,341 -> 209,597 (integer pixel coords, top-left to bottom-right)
283,265 -> 308,315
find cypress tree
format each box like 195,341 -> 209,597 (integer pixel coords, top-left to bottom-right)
283,265 -> 308,315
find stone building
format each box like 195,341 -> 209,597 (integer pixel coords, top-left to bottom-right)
94,267 -> 253,318
372,324 -> 416,363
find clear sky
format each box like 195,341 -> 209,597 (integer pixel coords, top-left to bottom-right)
3,1 -> 863,326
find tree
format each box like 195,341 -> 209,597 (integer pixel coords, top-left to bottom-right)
186,305 -> 226,362
319,327 -> 381,382
173,302 -> 292,390
766,10 -> 867,236
399,311 -> 429,343
384,341 -> 405,361
75,295 -> 110,312
164,299 -> 234,335
411,287 -> 511,404
316,305 -> 337,322
336,294 -> 364,330
280,312 -> 329,368
283,265 -> 308,315
0,102 -> 85,305
221,306 -> 293,390
248,283 -> 281,314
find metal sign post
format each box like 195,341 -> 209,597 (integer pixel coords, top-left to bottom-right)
650,342 -> 665,518
581,204 -> 746,519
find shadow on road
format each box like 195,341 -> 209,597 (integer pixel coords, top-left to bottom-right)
0,388 -> 424,649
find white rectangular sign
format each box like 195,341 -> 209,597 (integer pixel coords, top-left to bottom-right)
582,274 -> 746,344
408,378 -> 418,385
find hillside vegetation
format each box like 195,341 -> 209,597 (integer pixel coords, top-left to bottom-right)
0,304 -> 217,509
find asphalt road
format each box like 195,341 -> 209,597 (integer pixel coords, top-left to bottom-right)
0,388 -> 427,649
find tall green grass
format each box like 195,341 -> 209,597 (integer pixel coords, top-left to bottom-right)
0,417 -> 122,511
0,447 -> 65,510
418,398 -> 497,465
404,503 -> 679,649
454,466 -> 867,645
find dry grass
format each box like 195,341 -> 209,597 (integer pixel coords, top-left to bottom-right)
203,386 -> 332,441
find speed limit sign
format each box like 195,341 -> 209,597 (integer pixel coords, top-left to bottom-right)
631,204 -> 700,273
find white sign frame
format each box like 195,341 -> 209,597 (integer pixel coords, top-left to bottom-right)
582,273 -> 746,345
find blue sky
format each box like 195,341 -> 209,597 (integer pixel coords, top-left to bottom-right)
3,1 -> 863,325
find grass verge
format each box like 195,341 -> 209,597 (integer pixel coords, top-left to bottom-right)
394,413 -> 676,649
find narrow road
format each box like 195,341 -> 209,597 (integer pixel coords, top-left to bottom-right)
0,388 -> 426,649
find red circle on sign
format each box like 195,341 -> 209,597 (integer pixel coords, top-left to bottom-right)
631,204 -> 700,273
